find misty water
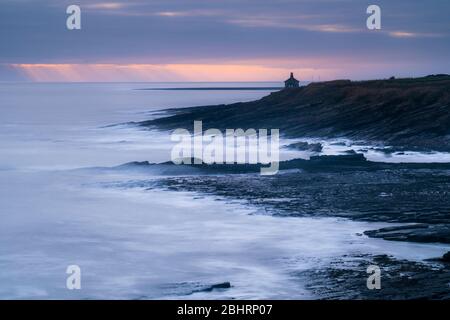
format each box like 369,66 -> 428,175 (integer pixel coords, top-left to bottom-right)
0,83 -> 449,299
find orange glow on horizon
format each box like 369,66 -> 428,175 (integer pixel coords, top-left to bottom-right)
12,63 -> 340,82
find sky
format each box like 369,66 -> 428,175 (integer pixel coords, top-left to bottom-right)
1,0 -> 449,82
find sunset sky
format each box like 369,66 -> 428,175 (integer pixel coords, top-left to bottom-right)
1,0 -> 449,82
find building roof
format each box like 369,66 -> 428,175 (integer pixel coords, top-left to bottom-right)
285,72 -> 299,85
285,72 -> 299,82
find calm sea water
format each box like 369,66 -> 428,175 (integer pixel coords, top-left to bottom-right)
0,82 -> 448,299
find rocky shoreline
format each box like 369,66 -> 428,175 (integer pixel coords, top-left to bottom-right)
298,254 -> 450,299
129,75 -> 450,299
364,224 -> 450,244
114,154 -> 450,245
149,163 -> 450,244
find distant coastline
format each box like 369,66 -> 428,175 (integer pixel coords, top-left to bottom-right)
136,87 -> 283,91
140,74 -> 450,152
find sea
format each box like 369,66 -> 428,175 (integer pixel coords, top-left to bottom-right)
0,82 -> 448,299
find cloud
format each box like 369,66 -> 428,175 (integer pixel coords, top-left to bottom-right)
15,55 -> 433,82
1,0 -> 449,80
227,17 -> 359,33
85,2 -> 127,10
388,31 -> 444,38
155,10 -> 223,17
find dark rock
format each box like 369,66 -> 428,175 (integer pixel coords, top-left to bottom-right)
443,252 -> 450,262
210,282 -> 231,289
364,224 -> 450,244
150,166 -> 450,244
200,282 -> 231,292
297,254 -> 450,299
287,141 -> 323,152
330,142 -> 347,146
116,161 -> 151,168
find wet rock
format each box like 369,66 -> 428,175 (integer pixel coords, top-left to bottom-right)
297,254 -> 450,299
199,282 -> 231,292
443,252 -> 450,262
330,142 -> 347,146
287,142 -> 323,153
159,281 -> 232,297
117,161 -> 151,167
364,224 -> 450,244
